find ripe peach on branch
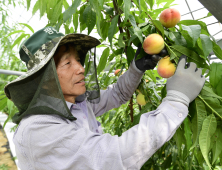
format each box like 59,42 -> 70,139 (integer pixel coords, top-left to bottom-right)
157,56 -> 176,78
136,93 -> 147,106
159,8 -> 181,28
143,34 -> 165,55
114,69 -> 123,76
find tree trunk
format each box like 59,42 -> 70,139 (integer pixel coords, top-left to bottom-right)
0,124 -> 17,170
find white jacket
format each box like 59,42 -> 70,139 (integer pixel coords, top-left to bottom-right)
13,61 -> 188,170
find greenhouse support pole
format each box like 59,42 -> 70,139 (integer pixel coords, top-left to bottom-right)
198,0 -> 222,23
0,69 -> 25,76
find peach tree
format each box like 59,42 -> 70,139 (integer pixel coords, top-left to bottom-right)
1,0 -> 222,169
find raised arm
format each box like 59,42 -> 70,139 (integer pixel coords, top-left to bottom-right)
90,60 -> 144,117
16,55 -> 205,170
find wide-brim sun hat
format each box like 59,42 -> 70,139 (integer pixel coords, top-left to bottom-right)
4,26 -> 101,99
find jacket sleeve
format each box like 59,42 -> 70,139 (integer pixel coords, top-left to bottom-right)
15,101 -> 188,170
90,60 -> 144,117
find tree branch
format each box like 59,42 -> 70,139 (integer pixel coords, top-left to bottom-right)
129,97 -> 134,122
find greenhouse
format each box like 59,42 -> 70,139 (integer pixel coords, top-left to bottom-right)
0,0 -> 222,169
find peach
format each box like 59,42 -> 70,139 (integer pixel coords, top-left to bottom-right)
136,93 -> 147,106
143,34 -> 165,55
114,69 -> 123,76
157,56 -> 176,78
159,8 -> 181,28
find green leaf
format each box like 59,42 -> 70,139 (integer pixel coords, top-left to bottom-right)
211,128 -> 222,164
146,70 -> 156,83
3,99 -> 16,128
64,24 -> 70,34
168,32 -> 187,46
161,84 -> 166,99
100,19 -> 110,40
50,0 -> 63,24
146,0 -> 154,9
109,110 -> 116,121
32,0 -> 39,15
123,0 -> 131,21
89,0 -> 102,36
73,13 -> 79,33
184,117 -> 192,152
179,20 -> 210,36
215,78 -> 222,97
27,0 -> 31,10
84,53 -> 90,75
156,0 -> 169,5
63,0 -> 81,22
152,20 -> 164,37
132,0 -> 140,12
7,99 -> 14,115
181,25 -> 201,47
83,5 -> 96,35
108,15 -> 119,47
19,23 -> 34,33
63,0 -> 69,9
190,98 -> 207,150
126,46 -> 135,66
128,14 -> 143,43
128,35 -> 137,46
167,47 -> 178,60
12,33 -> 29,49
199,34 -> 213,59
7,30 -> 25,37
0,97 -> 7,110
103,5 -> 113,15
70,27 -> 74,33
108,48 -> 124,61
203,97 -> 222,116
39,0 -> 46,18
163,0 -> 174,7
197,12 -> 212,21
97,47 -> 110,74
129,14 -> 137,28
212,41 -> 222,60
194,147 -> 205,167
180,30 -> 194,48
118,33 -> 125,47
209,63 -> 222,90
140,0 -> 147,11
173,127 -> 186,156
46,0 -> 57,20
161,154 -> 172,169
2,14 -> 6,24
134,27 -> 143,43
199,114 -> 217,169
200,86 -> 222,100
98,0 -> 104,7
214,166 -> 222,170
171,45 -> 210,69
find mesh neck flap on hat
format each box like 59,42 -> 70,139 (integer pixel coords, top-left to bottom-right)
5,27 -> 102,124
82,47 -> 100,103
8,55 -> 101,124
8,59 -> 76,124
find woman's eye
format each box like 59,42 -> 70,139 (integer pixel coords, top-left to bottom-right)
66,62 -> 70,65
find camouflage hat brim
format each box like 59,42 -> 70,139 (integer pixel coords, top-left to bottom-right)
4,33 -> 101,99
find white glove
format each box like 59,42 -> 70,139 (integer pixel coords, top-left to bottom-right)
163,55 -> 205,106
